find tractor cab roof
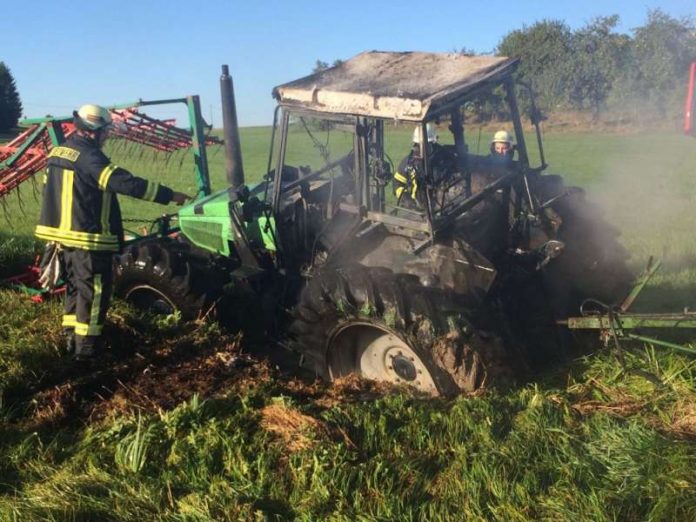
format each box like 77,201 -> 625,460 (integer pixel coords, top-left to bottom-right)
272,51 -> 518,122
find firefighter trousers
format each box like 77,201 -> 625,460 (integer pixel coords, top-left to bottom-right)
61,249 -> 113,357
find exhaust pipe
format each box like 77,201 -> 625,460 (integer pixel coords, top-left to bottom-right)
220,64 -> 245,188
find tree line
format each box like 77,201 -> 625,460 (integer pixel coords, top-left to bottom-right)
480,9 -> 696,122
4,8 -> 695,133
314,9 -> 695,123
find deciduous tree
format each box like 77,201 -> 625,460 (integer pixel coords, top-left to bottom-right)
497,20 -> 573,112
567,15 -> 629,120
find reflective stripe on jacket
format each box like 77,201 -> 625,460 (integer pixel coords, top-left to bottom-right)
393,153 -> 420,206
36,134 -> 174,251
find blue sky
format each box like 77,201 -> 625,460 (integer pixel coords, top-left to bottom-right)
4,0 -> 694,127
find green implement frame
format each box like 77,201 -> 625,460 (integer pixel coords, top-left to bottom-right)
19,96 -> 213,198
560,258 -> 696,356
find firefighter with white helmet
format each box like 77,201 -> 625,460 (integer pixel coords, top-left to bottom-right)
412,123 -> 438,146
75,104 -> 112,131
486,129 -> 515,171
393,123 -> 456,208
491,130 -> 513,155
36,103 -> 192,363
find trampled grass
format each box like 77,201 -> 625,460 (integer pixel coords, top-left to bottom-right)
1,127 -> 696,520
0,324 -> 694,520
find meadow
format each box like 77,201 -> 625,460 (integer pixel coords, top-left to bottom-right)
0,125 -> 695,520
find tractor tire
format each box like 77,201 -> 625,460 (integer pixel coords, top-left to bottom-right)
114,238 -> 221,320
534,174 -> 633,315
290,264 -> 516,396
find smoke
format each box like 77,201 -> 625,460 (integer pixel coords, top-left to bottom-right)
579,131 -> 695,273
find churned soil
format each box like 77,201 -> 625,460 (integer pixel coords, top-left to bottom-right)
18,317 -> 413,431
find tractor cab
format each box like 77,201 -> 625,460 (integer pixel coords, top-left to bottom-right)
264,51 -> 550,280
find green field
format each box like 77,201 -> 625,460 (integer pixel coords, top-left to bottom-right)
1,128 -> 695,520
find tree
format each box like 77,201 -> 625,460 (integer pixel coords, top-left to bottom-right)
312,59 -> 345,74
0,62 -> 23,132
627,9 -> 696,116
497,20 -> 573,112
566,15 -> 629,120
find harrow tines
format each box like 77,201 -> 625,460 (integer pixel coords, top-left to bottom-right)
30,176 -> 41,201
2,101 -> 212,202
0,195 -> 8,218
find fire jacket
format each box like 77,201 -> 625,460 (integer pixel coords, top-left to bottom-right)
393,152 -> 420,207
392,143 -> 459,208
36,134 -> 174,251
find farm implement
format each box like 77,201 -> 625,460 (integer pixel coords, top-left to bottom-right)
1,96 -> 221,299
0,96 -> 222,200
562,258 -> 696,357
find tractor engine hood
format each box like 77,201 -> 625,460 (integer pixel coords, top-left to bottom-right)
177,184 -> 275,257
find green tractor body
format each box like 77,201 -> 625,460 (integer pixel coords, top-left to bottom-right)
177,185 -> 276,257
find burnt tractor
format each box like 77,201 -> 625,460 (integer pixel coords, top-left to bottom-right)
114,52 -> 634,395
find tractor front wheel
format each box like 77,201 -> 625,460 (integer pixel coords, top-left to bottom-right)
114,238 -> 221,320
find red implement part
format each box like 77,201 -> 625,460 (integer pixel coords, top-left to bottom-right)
0,123 -> 75,198
2,261 -> 65,303
110,109 -> 222,152
685,62 -> 696,137
0,109 -> 222,200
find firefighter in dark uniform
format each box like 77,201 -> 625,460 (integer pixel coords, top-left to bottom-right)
488,130 -> 515,167
35,104 -> 191,361
393,123 -> 458,209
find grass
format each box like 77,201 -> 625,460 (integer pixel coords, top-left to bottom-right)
0,325 -> 694,520
1,126 -> 696,520
4,124 -> 696,267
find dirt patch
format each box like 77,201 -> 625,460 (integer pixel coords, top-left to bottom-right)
260,404 -> 332,452
571,398 -> 648,417
282,373 -> 421,409
665,398 -> 696,440
569,380 -> 696,441
21,313 -> 416,431
30,383 -> 77,425
21,319 -> 284,428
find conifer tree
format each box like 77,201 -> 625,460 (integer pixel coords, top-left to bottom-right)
0,62 -> 23,132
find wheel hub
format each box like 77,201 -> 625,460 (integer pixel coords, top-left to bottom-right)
328,322 -> 438,395
390,352 -> 418,381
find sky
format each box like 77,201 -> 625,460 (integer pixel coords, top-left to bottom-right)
4,0 -> 694,127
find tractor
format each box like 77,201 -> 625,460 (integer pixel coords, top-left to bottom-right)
113,52 -> 635,395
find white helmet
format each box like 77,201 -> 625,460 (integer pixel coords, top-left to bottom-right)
73,104 -> 112,131
412,123 -> 438,145
491,130 -> 513,145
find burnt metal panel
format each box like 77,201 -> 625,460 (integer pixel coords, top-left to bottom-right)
273,51 -> 519,121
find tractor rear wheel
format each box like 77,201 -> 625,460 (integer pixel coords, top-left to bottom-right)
114,238 -> 221,320
290,265 -> 516,396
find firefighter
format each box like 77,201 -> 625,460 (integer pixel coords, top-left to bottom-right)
393,123 -> 458,209
35,104 -> 191,362
490,130 -> 514,163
